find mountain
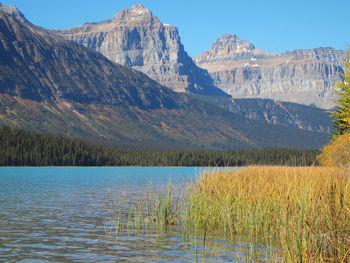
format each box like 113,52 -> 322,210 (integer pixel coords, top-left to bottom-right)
56,8 -> 333,134
56,4 -> 226,96
0,6 -> 330,149
194,95 -> 332,133
194,34 -> 346,109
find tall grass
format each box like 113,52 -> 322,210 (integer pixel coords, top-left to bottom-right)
106,181 -> 186,236
187,166 -> 350,262
105,166 -> 350,262
106,181 -> 221,262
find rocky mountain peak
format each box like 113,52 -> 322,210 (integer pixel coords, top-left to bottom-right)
112,3 -> 159,26
194,34 -> 271,64
214,34 -> 255,53
194,34 -> 346,109
0,4 -> 27,22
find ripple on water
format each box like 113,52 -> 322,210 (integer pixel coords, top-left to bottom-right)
0,167 -> 273,262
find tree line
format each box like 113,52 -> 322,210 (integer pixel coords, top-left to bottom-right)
0,126 -> 320,166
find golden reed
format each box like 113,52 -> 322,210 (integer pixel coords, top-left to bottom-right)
188,166 -> 350,262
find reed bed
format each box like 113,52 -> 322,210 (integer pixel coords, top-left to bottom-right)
187,166 -> 350,262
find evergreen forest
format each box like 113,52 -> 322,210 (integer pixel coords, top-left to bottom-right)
0,127 -> 320,166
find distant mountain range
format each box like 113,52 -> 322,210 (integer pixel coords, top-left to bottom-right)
53,4 -> 339,132
56,5 -> 345,110
194,34 -> 345,109
0,5 -> 330,149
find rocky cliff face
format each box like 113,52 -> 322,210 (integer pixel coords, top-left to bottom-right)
194,34 -> 346,109
56,4 -> 226,96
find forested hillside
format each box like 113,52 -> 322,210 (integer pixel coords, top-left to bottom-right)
0,127 -> 320,166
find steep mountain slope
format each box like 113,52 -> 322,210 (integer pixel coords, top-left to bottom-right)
0,6 -> 330,149
194,34 -> 345,109
195,95 -> 332,133
56,4 -> 226,96
0,9 -> 177,110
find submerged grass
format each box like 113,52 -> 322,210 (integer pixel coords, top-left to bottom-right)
106,181 -> 220,262
188,166 -> 350,262
106,181 -> 186,236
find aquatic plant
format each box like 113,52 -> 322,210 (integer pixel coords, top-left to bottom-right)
106,175 -> 278,262
187,166 -> 350,262
105,166 -> 350,262
106,181 -> 186,234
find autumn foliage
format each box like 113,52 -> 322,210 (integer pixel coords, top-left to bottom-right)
318,132 -> 350,167
319,47 -> 350,167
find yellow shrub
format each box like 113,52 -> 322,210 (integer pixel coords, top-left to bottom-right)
318,131 -> 350,167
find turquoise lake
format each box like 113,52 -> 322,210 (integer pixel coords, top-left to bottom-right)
0,167 -> 272,262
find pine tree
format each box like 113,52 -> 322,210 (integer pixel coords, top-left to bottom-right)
331,47 -> 350,135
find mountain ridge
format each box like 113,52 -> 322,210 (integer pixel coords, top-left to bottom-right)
194,34 -> 345,109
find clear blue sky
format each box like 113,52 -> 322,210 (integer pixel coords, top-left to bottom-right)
2,0 -> 349,57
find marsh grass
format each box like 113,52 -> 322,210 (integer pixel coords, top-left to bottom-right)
188,166 -> 350,262
105,181 -> 221,262
105,166 -> 349,262
105,175 -> 272,262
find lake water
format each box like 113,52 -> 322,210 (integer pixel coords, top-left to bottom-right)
0,167 -> 271,262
